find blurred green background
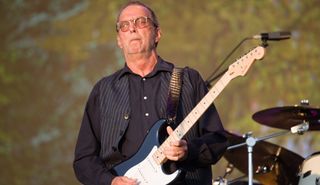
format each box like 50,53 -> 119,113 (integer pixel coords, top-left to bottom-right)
1,0 -> 319,184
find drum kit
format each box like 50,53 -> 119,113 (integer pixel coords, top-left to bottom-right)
214,101 -> 320,185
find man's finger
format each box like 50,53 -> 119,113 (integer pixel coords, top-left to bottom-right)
166,126 -> 174,135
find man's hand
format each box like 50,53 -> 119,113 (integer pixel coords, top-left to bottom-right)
164,126 -> 188,161
111,176 -> 137,185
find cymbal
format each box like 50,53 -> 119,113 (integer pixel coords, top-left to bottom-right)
252,106 -> 320,131
223,130 -> 304,185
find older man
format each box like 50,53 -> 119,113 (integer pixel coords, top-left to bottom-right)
73,1 -> 228,185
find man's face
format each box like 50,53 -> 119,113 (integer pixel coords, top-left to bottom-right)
116,5 -> 161,56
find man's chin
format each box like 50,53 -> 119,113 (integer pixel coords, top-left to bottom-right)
127,49 -> 147,55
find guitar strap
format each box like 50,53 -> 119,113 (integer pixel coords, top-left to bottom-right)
166,67 -> 184,125
164,67 -> 187,181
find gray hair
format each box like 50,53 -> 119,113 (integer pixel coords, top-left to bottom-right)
116,1 -> 159,32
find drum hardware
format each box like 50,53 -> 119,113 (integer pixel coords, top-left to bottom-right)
212,177 -> 227,185
290,121 -> 309,134
227,175 -> 249,185
222,101 -> 319,185
212,164 -> 262,185
228,181 -> 262,185
255,156 -> 276,174
212,163 -> 234,185
224,130 -> 305,185
255,164 -> 271,174
300,99 -> 310,106
252,105 -> 320,131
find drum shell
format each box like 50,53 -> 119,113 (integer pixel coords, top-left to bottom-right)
298,153 -> 320,185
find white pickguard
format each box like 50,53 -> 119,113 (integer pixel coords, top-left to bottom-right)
115,46 -> 266,184
124,146 -> 180,185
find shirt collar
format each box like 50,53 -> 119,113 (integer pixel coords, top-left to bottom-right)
117,56 -> 173,80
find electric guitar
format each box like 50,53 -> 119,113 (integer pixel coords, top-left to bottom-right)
113,46 -> 266,184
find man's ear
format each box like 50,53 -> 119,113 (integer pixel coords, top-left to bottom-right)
155,27 -> 162,43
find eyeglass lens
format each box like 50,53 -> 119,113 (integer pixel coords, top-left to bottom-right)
117,17 -> 152,32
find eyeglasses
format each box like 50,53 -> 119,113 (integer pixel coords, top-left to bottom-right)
116,16 -> 156,32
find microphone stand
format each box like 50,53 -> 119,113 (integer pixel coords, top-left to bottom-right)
227,122 -> 309,185
206,31 -> 291,87
205,38 -> 269,88
205,37 -> 252,87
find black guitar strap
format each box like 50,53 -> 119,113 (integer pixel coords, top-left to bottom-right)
166,67 -> 184,125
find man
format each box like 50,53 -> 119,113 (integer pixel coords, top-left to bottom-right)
73,1 -> 228,185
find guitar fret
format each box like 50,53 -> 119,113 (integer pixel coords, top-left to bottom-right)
113,46 -> 266,182
198,98 -> 208,109
170,132 -> 179,141
153,46 -> 264,166
153,149 -> 164,164
153,141 -> 169,164
177,125 -> 186,137
174,128 -> 183,139
184,119 -> 191,129
192,106 -> 202,120
152,131 -> 181,164
187,113 -> 197,123
208,87 -> 218,100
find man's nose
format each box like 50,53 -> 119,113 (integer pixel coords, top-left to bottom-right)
128,22 -> 136,32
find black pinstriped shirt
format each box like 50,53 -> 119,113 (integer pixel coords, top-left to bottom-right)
118,60 -> 173,159
74,58 -> 229,185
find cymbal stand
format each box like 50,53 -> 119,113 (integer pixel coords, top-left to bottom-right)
227,175 -> 247,184
213,163 -> 234,185
227,122 -> 309,185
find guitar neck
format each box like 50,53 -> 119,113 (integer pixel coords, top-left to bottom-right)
174,73 -> 232,140
151,45 -> 265,165
153,73 -> 232,164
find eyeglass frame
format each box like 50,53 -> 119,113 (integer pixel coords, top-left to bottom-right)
116,16 -> 158,32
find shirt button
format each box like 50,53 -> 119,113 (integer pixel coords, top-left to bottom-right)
145,113 -> 149,117
124,114 -> 130,120
143,96 -> 147,100
142,78 -> 146,81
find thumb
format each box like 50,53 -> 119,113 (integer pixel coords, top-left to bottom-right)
166,126 -> 174,135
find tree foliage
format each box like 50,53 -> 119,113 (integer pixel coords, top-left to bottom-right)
0,0 -> 319,184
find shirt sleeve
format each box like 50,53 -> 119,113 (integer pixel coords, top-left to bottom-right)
178,68 -> 229,168
73,81 -> 115,185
